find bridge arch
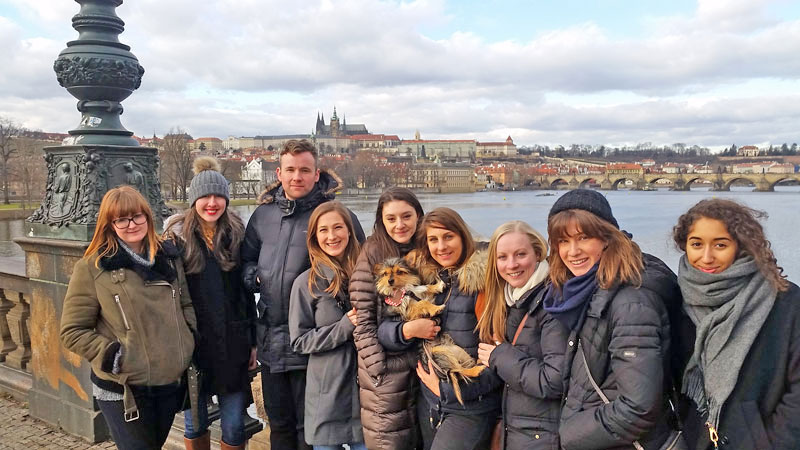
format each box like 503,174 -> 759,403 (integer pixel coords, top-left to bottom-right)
723,177 -> 756,190
683,176 -> 717,189
549,178 -> 570,189
610,177 -> 637,190
769,177 -> 798,190
578,178 -> 601,189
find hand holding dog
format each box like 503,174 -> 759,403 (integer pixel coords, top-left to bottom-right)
477,342 -> 497,366
402,318 -> 440,340
417,359 -> 440,397
346,307 -> 358,326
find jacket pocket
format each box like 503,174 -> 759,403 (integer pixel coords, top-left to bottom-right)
740,401 -> 769,449
113,294 -> 131,330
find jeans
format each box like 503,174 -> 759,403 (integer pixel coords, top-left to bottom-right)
417,393 -> 494,450
261,367 -> 311,450
313,444 -> 368,450
184,389 -> 248,445
97,382 -> 184,450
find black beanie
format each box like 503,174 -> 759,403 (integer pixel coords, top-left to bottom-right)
548,189 -> 619,229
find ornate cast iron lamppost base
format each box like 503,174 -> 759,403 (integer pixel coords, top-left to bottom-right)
26,0 -> 169,240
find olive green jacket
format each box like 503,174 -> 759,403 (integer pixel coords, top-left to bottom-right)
60,243 -> 196,419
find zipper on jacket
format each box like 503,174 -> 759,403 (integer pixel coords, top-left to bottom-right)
171,287 -> 187,365
706,422 -> 719,448
114,294 -> 131,330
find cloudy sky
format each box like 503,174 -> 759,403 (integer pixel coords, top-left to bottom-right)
2,0 -> 799,149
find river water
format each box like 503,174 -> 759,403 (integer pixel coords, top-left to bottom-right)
2,187 -> 798,279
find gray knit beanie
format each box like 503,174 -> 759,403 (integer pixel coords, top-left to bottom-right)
548,189 -> 619,229
188,156 -> 230,206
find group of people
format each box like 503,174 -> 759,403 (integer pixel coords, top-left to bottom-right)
60,139 -> 799,450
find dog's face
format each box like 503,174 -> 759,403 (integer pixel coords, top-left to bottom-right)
374,257 -> 423,296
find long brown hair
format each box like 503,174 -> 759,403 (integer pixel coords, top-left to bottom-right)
165,205 -> 245,274
673,198 -> 788,292
85,186 -> 161,266
307,201 -> 361,297
547,209 -> 643,290
478,221 -> 548,343
366,187 -> 425,259
416,207 -> 475,269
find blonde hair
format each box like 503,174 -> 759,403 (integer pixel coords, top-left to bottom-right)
478,221 -> 548,343
85,186 -> 161,266
547,209 -> 642,290
306,202 -> 361,297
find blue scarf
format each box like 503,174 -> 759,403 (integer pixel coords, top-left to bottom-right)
543,264 -> 599,331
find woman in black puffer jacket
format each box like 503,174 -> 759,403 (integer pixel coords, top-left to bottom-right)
544,189 -> 681,450
476,221 -> 568,450
378,207 -> 502,450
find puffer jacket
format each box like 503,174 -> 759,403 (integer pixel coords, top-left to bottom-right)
241,170 -> 365,372
60,241 -> 196,419
489,283 -> 568,450
379,248 -> 503,416
559,254 -> 678,450
349,238 -> 419,450
683,282 -> 800,450
289,264 -> 363,446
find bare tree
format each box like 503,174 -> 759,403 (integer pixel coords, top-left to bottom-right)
159,128 -> 193,202
12,136 -> 48,209
0,117 -> 24,204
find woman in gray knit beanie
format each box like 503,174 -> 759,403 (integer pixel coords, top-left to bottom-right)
164,156 -> 257,450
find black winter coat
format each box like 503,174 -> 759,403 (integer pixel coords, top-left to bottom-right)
241,171 -> 365,372
180,236 -> 256,395
379,249 -> 502,416
489,283 -> 568,450
559,254 -> 679,450
683,282 -> 800,450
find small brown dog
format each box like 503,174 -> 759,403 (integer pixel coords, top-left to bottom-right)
374,253 -> 485,404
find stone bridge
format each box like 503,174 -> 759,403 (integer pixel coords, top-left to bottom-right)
529,172 -> 800,191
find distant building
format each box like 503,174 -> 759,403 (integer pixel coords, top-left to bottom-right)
476,136 -> 517,157
315,107 -> 368,137
410,163 -> 476,193
398,138 -> 477,160
350,134 -> 401,152
738,145 -> 760,157
606,163 -> 643,177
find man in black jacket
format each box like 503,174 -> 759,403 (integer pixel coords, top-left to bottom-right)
241,139 -> 365,450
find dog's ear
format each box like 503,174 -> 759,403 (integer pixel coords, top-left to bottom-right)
404,249 -> 424,268
373,262 -> 384,276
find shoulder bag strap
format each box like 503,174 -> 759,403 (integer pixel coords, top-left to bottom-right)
578,340 -> 645,450
511,314 -> 529,346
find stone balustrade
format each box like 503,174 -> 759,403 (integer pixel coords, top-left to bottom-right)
0,262 -> 33,401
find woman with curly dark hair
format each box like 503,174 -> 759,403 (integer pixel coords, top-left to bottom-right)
673,198 -> 800,449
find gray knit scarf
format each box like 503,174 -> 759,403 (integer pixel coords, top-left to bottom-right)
678,254 -> 776,429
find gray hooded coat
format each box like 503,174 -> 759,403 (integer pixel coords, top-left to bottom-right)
289,264 -> 363,446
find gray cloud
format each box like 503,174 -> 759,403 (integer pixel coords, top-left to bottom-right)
2,0 -> 799,148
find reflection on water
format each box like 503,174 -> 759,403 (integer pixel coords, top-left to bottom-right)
1,188 -> 798,279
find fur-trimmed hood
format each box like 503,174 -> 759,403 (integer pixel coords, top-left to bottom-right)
97,240 -> 180,283
452,246 -> 488,295
257,169 -> 343,205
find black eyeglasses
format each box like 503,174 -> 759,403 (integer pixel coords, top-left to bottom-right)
112,213 -> 147,229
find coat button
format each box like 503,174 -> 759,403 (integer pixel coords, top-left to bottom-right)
535,434 -> 540,439
568,340 -> 574,347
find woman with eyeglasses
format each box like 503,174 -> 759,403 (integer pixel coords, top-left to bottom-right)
61,185 -> 197,450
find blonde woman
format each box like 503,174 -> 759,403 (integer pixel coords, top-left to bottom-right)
61,186 -> 196,450
477,221 -> 568,449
